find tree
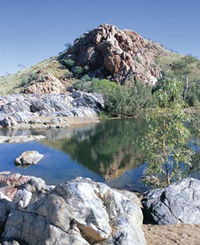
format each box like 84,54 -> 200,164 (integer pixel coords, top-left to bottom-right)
141,78 -> 192,186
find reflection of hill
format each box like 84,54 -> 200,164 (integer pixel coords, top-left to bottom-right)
43,119 -> 145,179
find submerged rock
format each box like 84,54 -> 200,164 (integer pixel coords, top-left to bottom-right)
142,178 -> 200,225
15,151 -> 44,166
0,173 -> 146,245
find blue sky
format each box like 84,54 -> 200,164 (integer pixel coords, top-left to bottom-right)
0,0 -> 200,76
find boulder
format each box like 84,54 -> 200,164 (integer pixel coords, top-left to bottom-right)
2,177 -> 146,245
15,151 -> 44,166
142,178 -> 200,225
0,173 -> 50,209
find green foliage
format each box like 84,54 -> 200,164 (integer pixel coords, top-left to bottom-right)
74,78 -> 153,117
141,79 -> 192,186
62,71 -> 73,79
18,72 -> 39,87
185,82 -> 200,106
62,58 -> 75,67
71,66 -> 84,78
59,57 -> 90,79
44,118 -> 145,179
153,76 -> 184,108
157,54 -> 200,106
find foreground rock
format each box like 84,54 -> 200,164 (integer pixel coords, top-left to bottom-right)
15,151 -> 44,166
142,178 -> 200,225
0,173 -> 146,245
60,24 -> 170,85
0,92 -> 104,129
0,135 -> 45,143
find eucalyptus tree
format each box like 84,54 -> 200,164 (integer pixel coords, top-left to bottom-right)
141,77 -> 193,186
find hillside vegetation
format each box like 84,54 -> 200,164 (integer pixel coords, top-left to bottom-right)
0,57 -> 73,94
1,23 -> 200,110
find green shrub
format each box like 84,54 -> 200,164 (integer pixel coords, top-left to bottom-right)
18,72 -> 39,88
62,58 -> 75,68
62,71 -> 73,79
74,78 -> 152,117
71,66 -> 84,78
157,54 -> 200,106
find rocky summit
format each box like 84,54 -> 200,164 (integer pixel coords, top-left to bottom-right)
0,173 -> 146,245
60,24 -> 169,85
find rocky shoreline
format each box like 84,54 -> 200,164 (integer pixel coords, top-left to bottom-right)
0,92 -> 104,129
0,172 -> 145,245
0,171 -> 199,244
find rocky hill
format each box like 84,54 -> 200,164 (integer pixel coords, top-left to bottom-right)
60,24 -> 171,86
0,24 -> 183,95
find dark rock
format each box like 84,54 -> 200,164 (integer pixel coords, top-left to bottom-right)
71,91 -> 81,99
142,178 -> 200,225
30,101 -> 46,113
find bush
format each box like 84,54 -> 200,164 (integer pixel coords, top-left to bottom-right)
62,58 -> 75,68
18,72 -> 39,88
71,66 -> 84,78
157,54 -> 200,106
62,71 -> 73,79
74,78 -> 152,117
185,82 -> 200,106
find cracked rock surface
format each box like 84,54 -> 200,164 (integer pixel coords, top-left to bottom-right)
0,92 -> 104,128
0,173 -> 146,245
142,178 -> 200,225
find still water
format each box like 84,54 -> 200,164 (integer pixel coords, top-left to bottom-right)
1,118 -> 193,191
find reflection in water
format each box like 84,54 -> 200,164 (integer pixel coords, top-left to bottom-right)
43,119 -> 145,181
0,119 -> 147,190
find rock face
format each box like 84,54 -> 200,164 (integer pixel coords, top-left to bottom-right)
61,24 -> 169,85
15,151 -> 44,166
0,173 -> 146,245
142,178 -> 200,225
21,70 -> 66,94
0,92 -> 104,128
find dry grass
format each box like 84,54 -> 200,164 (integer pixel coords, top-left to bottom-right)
0,57 -> 73,95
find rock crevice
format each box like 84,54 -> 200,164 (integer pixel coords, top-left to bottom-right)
0,173 -> 146,245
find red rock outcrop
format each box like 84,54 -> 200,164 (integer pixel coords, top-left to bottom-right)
21,70 -> 65,94
61,24 -> 170,85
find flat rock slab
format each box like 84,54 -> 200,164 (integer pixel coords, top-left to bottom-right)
15,151 -> 44,166
142,178 -> 200,225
